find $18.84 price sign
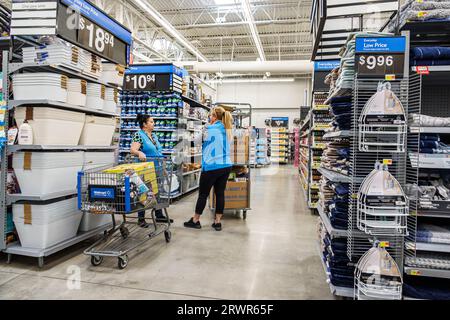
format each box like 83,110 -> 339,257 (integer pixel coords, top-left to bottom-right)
124,74 -> 157,91
356,54 -> 404,78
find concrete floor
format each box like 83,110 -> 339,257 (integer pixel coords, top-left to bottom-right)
0,166 -> 333,300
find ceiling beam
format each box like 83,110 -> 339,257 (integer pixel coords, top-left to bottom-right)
158,2 -> 310,15
241,0 -> 265,61
185,31 -> 311,41
131,0 -> 208,62
173,18 -> 310,29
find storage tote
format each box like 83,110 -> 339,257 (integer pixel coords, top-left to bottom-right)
79,116 -> 116,146
13,151 -> 84,195
79,213 -> 111,232
13,197 -> 82,249
15,107 -> 86,145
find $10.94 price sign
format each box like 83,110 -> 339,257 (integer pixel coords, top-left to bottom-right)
124,74 -> 157,91
355,37 -> 406,78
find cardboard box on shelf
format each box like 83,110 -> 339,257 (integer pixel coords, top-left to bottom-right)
210,180 -> 249,210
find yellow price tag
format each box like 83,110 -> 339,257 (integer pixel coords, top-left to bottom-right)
383,159 -> 393,165
410,270 -> 421,276
385,75 -> 396,81
417,11 -> 427,18
351,193 -> 358,199
379,241 -> 390,248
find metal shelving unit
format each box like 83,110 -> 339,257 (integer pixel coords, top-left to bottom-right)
5,224 -> 113,268
318,167 -> 351,184
1,51 -> 118,266
317,203 -> 348,238
9,100 -> 119,117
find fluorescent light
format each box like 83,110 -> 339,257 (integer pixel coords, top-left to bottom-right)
132,0 -> 208,62
208,78 -> 295,84
241,0 -> 265,61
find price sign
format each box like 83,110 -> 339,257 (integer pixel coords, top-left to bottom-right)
79,17 -> 116,61
124,74 -> 157,91
58,0 -> 131,65
355,37 -> 406,78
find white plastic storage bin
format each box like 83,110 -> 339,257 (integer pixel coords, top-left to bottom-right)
79,213 -> 111,232
67,79 -> 87,107
83,151 -> 115,170
100,63 -> 125,87
79,116 -> 116,146
15,107 -> 86,145
13,151 -> 84,195
13,73 -> 68,102
13,197 -> 82,249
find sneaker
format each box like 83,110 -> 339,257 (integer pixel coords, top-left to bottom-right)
184,218 -> 201,229
212,222 -> 222,232
138,218 -> 150,228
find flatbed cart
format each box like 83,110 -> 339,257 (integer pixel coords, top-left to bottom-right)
209,102 -> 252,220
77,157 -> 173,269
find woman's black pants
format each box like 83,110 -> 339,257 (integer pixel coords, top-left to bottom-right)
195,167 -> 232,215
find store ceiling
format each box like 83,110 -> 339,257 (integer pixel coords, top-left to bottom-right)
131,0 -> 313,62
1,0 -> 313,63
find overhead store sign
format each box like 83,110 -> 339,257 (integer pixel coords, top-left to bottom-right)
314,60 -> 340,72
124,64 -> 184,93
355,36 -> 406,78
271,117 -> 289,128
11,0 -> 132,65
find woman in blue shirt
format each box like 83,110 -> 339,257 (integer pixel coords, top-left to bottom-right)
131,114 -> 172,228
184,107 -> 233,231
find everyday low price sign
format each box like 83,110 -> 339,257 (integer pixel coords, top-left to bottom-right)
355,36 -> 406,78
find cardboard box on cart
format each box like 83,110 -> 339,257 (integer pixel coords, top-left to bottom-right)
209,180 -> 249,210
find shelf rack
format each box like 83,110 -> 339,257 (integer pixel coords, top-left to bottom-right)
1,50 -> 118,266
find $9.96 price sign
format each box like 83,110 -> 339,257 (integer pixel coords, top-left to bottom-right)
124,74 -> 157,91
355,37 -> 406,78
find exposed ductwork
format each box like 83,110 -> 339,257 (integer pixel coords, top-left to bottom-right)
180,60 -> 314,74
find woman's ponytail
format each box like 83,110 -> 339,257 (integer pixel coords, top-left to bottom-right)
223,111 -> 233,141
213,107 -> 234,141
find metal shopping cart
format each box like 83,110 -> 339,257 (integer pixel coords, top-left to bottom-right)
77,157 -> 173,269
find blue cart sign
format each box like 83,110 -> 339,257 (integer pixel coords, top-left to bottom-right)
356,37 -> 406,54
314,60 -> 340,72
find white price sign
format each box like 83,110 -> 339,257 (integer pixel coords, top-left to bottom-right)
79,17 -> 115,55
124,74 -> 157,91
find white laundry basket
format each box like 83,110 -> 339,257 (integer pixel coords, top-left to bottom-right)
79,116 -> 116,146
15,107 -> 86,145
13,197 -> 82,249
13,151 -> 84,195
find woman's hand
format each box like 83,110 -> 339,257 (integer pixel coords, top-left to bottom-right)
138,152 -> 147,162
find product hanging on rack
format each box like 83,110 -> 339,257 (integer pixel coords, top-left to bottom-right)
358,82 -> 407,153
355,242 -> 403,300
357,162 -> 409,236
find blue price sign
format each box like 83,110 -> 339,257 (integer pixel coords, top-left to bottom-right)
314,60 -> 340,72
355,37 -> 406,78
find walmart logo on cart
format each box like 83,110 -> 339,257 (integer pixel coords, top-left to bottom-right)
91,188 -> 115,199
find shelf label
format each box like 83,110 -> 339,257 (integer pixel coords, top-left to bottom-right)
415,66 -> 430,75
383,159 -> 393,165
355,36 -> 406,79
379,241 -> 390,248
410,270 -> 422,276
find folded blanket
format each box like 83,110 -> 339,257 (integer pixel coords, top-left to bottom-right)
412,59 -> 450,66
412,47 -> 450,60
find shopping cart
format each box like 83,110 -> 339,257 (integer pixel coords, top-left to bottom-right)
77,157 -> 173,269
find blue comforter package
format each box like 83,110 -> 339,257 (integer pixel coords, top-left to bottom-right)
412,47 -> 450,60
404,276 -> 450,300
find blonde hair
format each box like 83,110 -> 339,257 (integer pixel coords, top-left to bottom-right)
211,107 -> 233,140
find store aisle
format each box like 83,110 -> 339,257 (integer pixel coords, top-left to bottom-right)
0,166 -> 333,300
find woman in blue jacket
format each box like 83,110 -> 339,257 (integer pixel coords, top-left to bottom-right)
184,107 -> 233,231
131,114 -> 172,228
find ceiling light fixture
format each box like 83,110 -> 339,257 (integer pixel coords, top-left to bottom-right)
132,0 -> 208,62
241,0 -> 266,61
